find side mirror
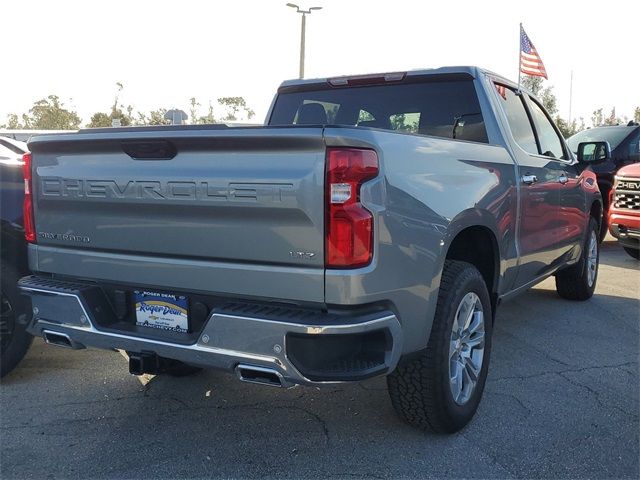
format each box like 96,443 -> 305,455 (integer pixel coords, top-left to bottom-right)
577,141 -> 611,164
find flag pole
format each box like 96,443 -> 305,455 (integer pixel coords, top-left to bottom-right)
568,70 -> 573,123
517,23 -> 522,93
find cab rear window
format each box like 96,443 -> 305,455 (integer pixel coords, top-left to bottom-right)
269,78 -> 488,144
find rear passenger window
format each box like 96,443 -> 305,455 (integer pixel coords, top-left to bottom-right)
495,84 -> 538,155
527,98 -> 566,159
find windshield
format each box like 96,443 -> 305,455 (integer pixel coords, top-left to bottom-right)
0,137 -> 27,155
269,78 -> 488,144
567,126 -> 635,153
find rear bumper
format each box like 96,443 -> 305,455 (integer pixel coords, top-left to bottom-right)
19,276 -> 402,387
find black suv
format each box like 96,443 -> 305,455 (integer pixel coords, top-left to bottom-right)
567,123 -> 640,240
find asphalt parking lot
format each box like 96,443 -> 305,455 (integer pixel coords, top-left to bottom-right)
1,241 -> 638,479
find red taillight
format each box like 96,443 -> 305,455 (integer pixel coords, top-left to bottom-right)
22,152 -> 36,243
325,148 -> 378,268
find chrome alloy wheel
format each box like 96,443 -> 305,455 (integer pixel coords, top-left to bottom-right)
586,230 -> 598,287
449,292 -> 485,405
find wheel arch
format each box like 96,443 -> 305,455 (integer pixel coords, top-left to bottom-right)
441,210 -> 501,317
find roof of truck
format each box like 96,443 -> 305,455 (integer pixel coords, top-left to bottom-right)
279,66 -> 515,90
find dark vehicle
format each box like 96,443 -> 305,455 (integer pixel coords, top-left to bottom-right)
568,123 -> 640,240
0,141 -> 33,378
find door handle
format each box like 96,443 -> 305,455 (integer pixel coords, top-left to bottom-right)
521,174 -> 538,185
558,174 -> 569,185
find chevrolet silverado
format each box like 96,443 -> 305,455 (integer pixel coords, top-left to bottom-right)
19,66 -> 609,432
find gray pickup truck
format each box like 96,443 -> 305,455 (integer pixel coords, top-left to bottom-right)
19,66 -> 608,432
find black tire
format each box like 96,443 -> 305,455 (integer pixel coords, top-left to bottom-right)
598,216 -> 608,243
623,247 -> 640,260
387,260 -> 493,433
555,217 -> 599,301
1,265 -> 33,378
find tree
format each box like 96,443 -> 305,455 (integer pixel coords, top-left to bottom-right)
591,107 -> 625,127
1,95 -> 82,130
634,107 -> 640,123
2,114 -> 22,129
189,97 -> 202,124
521,76 -> 544,96
198,101 -> 217,124
187,96 -> 255,124
555,116 -> 585,138
87,82 -> 134,128
135,109 -> 171,126
591,108 -> 604,127
521,76 -> 557,116
87,112 -> 112,128
217,96 -> 255,122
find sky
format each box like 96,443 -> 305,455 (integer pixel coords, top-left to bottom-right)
2,0 -> 638,126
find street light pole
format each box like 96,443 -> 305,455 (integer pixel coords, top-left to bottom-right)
299,12 -> 306,79
286,3 -> 322,79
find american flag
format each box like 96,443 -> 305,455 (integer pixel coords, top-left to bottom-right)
520,25 -> 547,79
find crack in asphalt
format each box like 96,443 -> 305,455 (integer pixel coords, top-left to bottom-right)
557,371 -> 640,419
493,327 -> 573,367
485,391 -> 531,416
490,361 -> 637,382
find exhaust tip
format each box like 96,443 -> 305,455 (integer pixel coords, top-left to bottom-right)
43,330 -> 74,349
236,364 -> 284,388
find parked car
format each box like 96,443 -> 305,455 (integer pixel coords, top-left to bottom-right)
0,139 -> 33,378
19,66 -> 606,432
608,162 -> 640,259
567,123 -> 640,240
0,137 -> 28,164
0,130 -> 75,143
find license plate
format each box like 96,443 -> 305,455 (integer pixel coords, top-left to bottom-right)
134,290 -> 189,333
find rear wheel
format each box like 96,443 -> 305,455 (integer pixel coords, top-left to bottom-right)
387,260 -> 492,433
623,246 -> 640,260
555,217 -> 599,301
1,265 -> 33,378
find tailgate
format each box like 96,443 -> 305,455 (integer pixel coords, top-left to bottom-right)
28,127 -> 326,302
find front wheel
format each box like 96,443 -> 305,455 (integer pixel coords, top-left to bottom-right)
623,246 -> 640,260
387,260 -> 492,433
555,217 -> 599,301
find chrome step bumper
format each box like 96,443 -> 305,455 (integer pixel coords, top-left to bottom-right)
19,276 -> 403,387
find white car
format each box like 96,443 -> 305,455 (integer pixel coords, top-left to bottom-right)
0,136 -> 27,165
